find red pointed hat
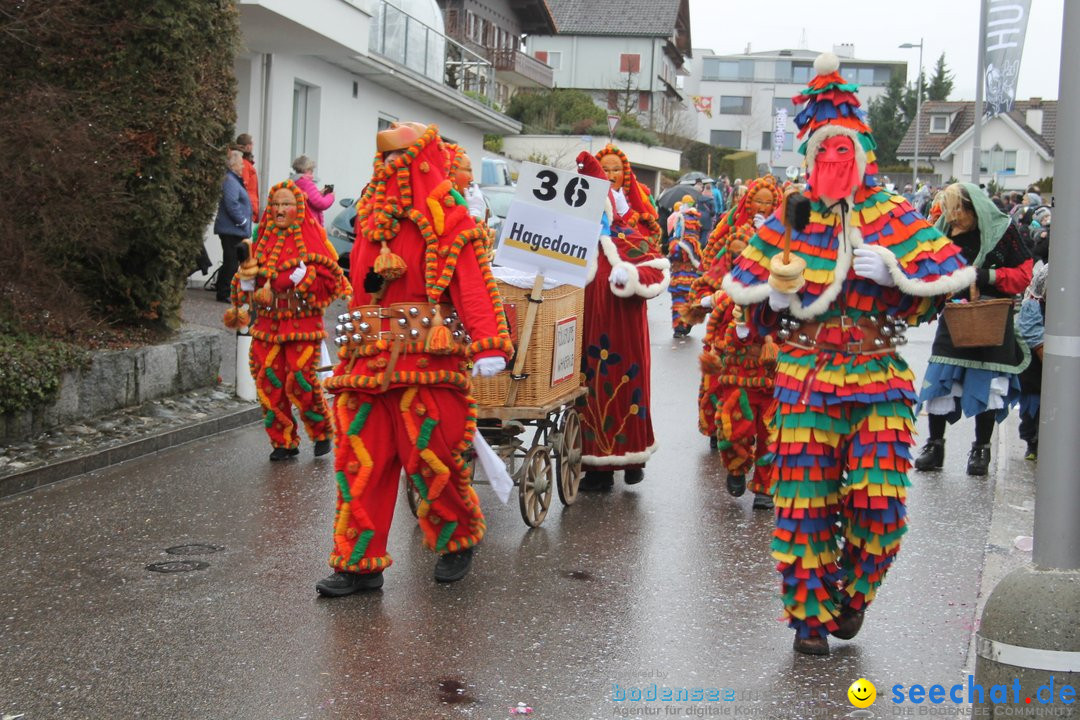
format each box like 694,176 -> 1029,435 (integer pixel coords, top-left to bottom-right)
576,151 -> 607,180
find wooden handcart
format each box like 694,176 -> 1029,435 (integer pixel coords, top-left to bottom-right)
405,273 -> 585,527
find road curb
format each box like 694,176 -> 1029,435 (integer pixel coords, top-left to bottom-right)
0,405 -> 264,500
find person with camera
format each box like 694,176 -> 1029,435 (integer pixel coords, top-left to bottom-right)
290,155 -> 335,227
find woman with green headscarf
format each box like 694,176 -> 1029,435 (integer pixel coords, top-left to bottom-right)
915,182 -> 1033,476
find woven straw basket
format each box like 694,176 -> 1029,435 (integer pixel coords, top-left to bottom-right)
471,280 -> 584,407
942,284 -> 1013,348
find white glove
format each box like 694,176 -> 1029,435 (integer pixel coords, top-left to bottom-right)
852,247 -> 896,287
735,324 -> 750,340
753,214 -> 766,229
768,288 -> 792,311
289,261 -> 307,286
239,278 -> 255,292
700,294 -> 714,309
610,266 -> 630,286
472,357 -> 506,377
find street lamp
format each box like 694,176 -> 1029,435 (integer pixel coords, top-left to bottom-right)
899,39 -> 924,191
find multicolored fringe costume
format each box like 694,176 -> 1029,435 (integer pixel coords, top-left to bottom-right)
699,295 -> 778,495
322,125 -> 513,574
595,143 -> 664,251
576,153 -> 671,472
723,55 -> 976,644
691,177 -> 782,441
228,180 -> 351,451
667,202 -> 703,333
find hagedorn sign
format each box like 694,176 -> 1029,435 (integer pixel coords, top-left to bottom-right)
493,162 -> 610,287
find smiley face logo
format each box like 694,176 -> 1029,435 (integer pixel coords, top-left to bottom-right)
848,678 -> 877,708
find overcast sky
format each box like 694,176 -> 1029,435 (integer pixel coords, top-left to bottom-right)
688,0 -> 1064,100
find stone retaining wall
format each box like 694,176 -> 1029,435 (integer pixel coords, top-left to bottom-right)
0,329 -> 222,444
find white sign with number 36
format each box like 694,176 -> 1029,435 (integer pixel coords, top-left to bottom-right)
493,162 -> 610,288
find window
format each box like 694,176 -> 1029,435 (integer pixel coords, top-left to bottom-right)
546,51 -> 561,70
719,95 -> 751,115
980,146 -> 1018,174
792,63 -> 813,84
638,92 -> 650,111
773,60 -> 792,83
534,50 -> 547,63
620,53 -> 641,74
710,130 -> 741,148
930,115 -> 949,133
607,90 -> 618,111
377,115 -> 396,132
291,82 -> 320,161
773,96 -> 794,117
761,132 -> 794,151
702,58 -> 738,80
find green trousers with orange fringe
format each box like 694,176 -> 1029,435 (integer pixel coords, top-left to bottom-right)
250,339 -> 331,449
328,386 -> 485,574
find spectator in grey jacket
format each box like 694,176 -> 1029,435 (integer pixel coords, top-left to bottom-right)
213,149 -> 253,302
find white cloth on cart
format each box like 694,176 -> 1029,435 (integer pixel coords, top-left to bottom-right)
472,429 -> 514,503
492,266 -> 562,290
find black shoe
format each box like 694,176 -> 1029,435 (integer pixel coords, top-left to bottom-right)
793,634 -> 829,656
579,470 -> 614,492
314,439 -> 333,457
708,436 -> 718,451
624,468 -> 644,485
673,324 -> 690,338
434,547 -> 474,583
967,443 -> 991,476
831,607 -> 865,640
315,570 -> 384,597
726,473 -> 746,497
914,439 -> 945,471
269,447 -> 300,461
752,492 -> 774,510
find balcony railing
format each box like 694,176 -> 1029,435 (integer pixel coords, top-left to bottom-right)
489,48 -> 553,88
369,0 -> 495,102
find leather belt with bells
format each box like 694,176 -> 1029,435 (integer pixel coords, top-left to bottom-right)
780,314 -> 909,354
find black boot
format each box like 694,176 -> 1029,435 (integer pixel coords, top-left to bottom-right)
708,435 -> 718,451
579,470 -> 614,492
967,443 -> 991,476
315,570 -> 384,597
313,438 -> 333,457
624,468 -> 644,485
752,492 -> 774,510
269,447 -> 300,461
725,473 -> 746,498
913,439 -> 945,471
434,547 -> 474,583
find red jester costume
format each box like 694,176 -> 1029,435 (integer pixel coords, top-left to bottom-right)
316,123 -> 513,595
575,152 -> 670,492
722,54 -> 975,655
226,180 -> 350,461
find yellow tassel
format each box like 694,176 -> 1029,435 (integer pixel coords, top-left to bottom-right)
374,242 -> 407,281
424,324 -> 455,355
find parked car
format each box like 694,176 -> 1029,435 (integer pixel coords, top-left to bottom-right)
481,185 -> 514,237
327,197 -> 358,279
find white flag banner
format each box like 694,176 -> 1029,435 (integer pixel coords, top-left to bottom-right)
771,107 -> 789,166
982,0 -> 1031,119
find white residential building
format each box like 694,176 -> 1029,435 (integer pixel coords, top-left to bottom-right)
897,99 -> 1056,191
198,0 -> 522,277
682,47 -> 906,176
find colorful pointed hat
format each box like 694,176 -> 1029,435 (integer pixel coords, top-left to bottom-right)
792,52 -> 879,187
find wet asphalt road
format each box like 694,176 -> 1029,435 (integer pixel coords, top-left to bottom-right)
0,294 -> 1010,720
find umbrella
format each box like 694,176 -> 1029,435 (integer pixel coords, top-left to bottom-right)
657,184 -> 707,212
677,171 -> 710,185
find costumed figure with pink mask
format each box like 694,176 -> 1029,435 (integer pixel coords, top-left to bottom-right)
575,152 -> 671,492
723,54 -> 975,655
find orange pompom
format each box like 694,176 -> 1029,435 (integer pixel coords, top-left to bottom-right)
699,350 -> 723,375
424,324 -> 456,355
222,306 -> 250,329
374,243 -> 407,281
253,285 -> 273,307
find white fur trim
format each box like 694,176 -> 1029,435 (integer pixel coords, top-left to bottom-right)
582,441 -> 658,468
857,243 -> 978,297
599,234 -> 671,299
814,52 -> 840,75
805,125 -> 867,195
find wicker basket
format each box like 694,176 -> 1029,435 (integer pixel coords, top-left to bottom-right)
472,280 -> 584,407
942,284 -> 1013,348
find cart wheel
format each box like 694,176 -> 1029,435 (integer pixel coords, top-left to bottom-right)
519,446 -> 553,527
404,473 -> 421,518
556,408 -> 583,506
